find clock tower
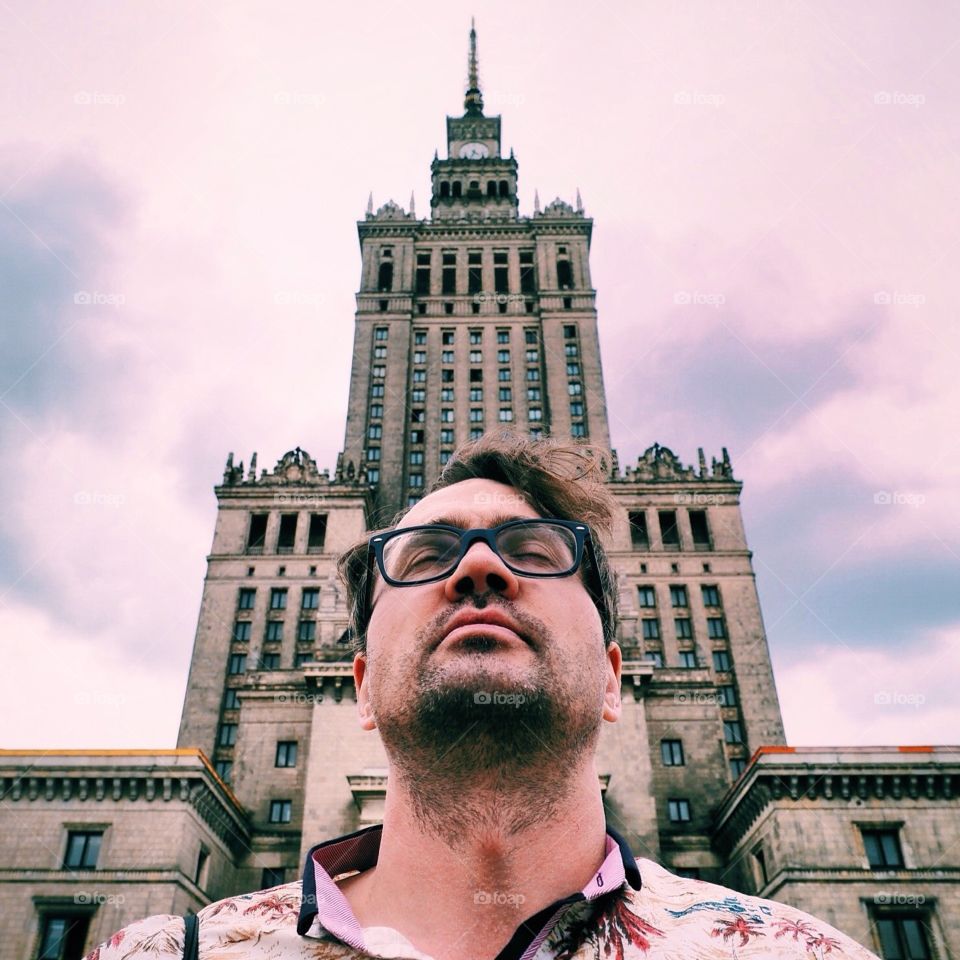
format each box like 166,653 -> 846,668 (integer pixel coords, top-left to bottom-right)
432,18 -> 518,222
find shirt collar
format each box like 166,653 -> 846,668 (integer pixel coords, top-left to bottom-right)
296,821 -> 642,943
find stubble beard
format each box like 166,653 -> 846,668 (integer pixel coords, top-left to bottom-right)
369,596 -> 605,847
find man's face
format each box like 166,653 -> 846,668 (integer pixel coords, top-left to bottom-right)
353,477 -> 621,774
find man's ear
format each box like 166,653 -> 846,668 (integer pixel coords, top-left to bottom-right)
602,642 -> 622,723
354,653 -> 377,731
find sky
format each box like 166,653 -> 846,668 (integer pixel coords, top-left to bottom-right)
1,1 -> 957,751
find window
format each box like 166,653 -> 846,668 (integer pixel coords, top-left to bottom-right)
468,408 -> 482,422
526,368 -> 540,381
298,588 -> 318,611
215,760 -> 232,782
637,585 -> 656,608
373,345 -> 387,359
494,250 -> 508,294
368,424 -> 382,439
571,423 -> 586,437
563,324 -> 576,338
414,329 -> 426,344
411,410 -> 425,423
440,429 -> 454,444
265,621 -> 283,642
497,329 -> 510,343
374,326 -> 388,341
415,254 -> 430,295
470,428 -> 483,440
276,514 -> 297,554
874,915 -> 932,959
678,650 -> 698,668
275,741 -> 298,768
528,408 -> 542,421
570,401 -> 584,416
667,799 -> 691,823
498,368 -> 511,381
238,588 -> 255,610
468,251 -> 482,294
862,828 -> 905,869
568,381 -> 582,396
469,350 -> 482,363
413,350 -> 426,363
219,723 -> 237,746
64,831 -> 102,869
702,584 -> 721,607
412,369 -> 426,383
295,651 -> 314,667
372,364 -> 386,378
469,387 -> 483,401
642,619 -> 660,640
247,513 -> 267,553
409,474 -> 424,488
525,349 -> 539,363
441,350 -> 454,364
529,428 -> 543,439
469,369 -> 483,383
367,468 -> 380,483
232,621 -> 251,642
675,618 -> 693,639
442,252 -> 456,294
37,915 -> 92,960
409,451 -> 424,465
442,330 -> 454,345
525,329 -> 538,344
298,620 -> 316,642
520,250 -> 535,293
497,349 -> 510,363
730,758 -> 746,778
228,653 -> 247,675
268,800 -> 292,824
470,329 -> 482,344
440,450 -> 452,465
307,514 -> 327,553
753,845 -> 768,887
527,387 -> 541,401
565,343 -> 579,357
441,409 -> 454,422
689,510 -> 712,549
410,429 -> 424,444
260,652 -> 281,670
670,585 -> 688,607
645,651 -> 664,667
224,689 -> 239,709
195,846 -> 210,887
713,650 -> 732,671
371,384 -> 384,398
366,446 -> 381,461
661,740 -> 684,766
261,867 -> 287,888
270,588 -> 287,610
707,617 -> 727,639
723,721 -> 744,744
629,512 -> 649,549
566,362 -> 580,376
499,409 -> 514,422
440,387 -> 454,401
718,685 -> 738,706
411,389 -> 425,402
499,388 -> 512,401
658,510 -> 680,549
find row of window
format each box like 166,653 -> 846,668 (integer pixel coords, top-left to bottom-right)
638,616 -> 728,641
225,649 -> 316,676
232,620 -> 318,643
638,583 -> 723,608
629,509 -> 712,551
237,586 -> 319,612
643,649 -> 734,675
246,513 -> 327,555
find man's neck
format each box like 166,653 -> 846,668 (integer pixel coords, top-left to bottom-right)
337,761 -> 609,960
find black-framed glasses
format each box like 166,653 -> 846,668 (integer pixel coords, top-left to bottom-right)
369,518 -> 593,587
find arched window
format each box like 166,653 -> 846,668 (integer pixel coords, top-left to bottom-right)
452,181 -> 462,198
486,181 -> 497,197
378,262 -> 393,292
556,259 -> 573,290
499,180 -> 509,198
439,181 -> 450,198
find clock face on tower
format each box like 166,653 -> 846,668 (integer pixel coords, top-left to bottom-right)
458,141 -> 490,159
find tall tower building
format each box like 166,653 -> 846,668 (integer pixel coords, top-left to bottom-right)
6,26 -> 955,960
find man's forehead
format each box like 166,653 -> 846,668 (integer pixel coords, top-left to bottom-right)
398,478 -> 540,529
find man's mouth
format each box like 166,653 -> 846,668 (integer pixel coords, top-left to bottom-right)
436,608 -> 530,650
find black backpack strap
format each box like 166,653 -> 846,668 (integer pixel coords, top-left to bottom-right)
182,912 -> 199,960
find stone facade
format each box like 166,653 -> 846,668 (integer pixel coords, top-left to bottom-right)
1,26 -> 956,960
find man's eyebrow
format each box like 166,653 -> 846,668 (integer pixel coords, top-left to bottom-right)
418,512 -> 539,529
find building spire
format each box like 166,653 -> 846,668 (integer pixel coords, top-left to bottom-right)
464,17 -> 484,116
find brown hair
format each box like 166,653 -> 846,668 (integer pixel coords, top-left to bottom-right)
337,434 -> 620,653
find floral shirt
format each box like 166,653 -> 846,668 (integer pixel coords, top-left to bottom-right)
84,824 -> 880,960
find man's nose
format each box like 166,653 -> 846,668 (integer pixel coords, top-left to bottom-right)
443,540 -> 521,601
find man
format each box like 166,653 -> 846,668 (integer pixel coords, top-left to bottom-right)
86,436 -> 880,960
